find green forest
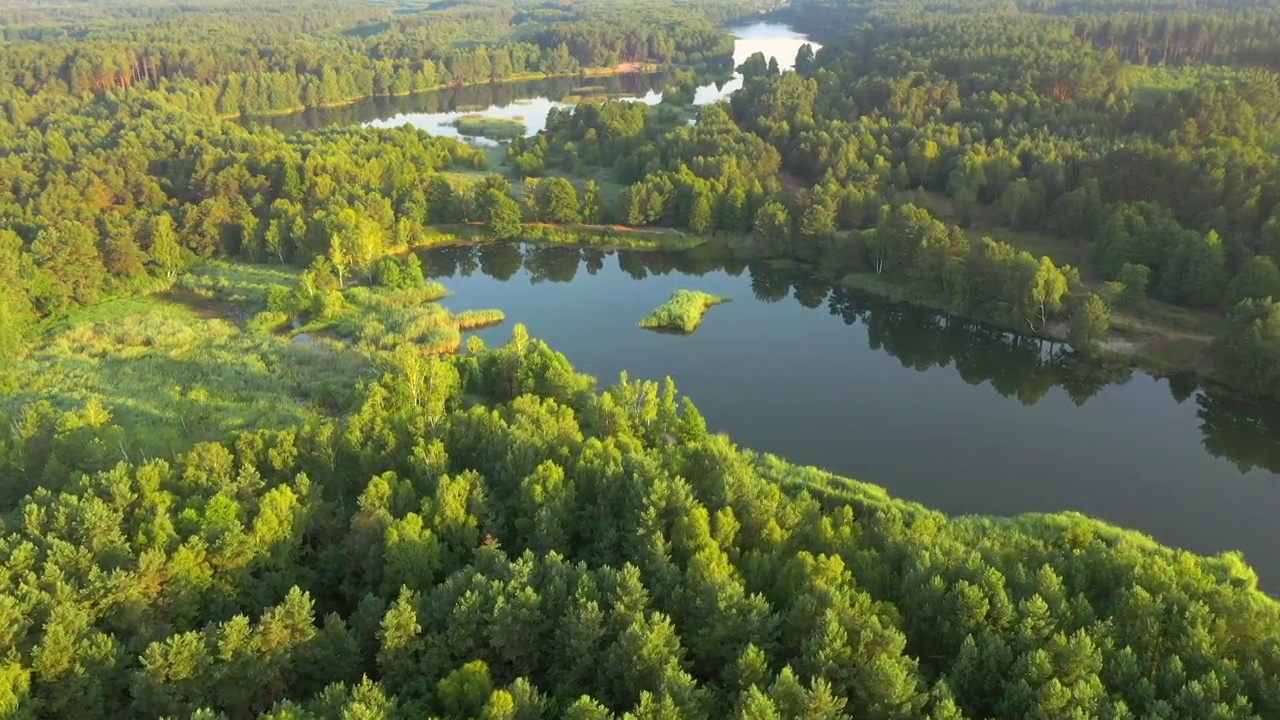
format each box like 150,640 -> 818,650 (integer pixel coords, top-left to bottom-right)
4,0 -> 1280,716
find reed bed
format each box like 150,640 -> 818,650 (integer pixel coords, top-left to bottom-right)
455,309 -> 507,330
638,290 -> 729,333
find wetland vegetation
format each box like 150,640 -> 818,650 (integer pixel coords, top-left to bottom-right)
638,289 -> 730,332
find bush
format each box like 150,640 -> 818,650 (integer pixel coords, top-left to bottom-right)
638,289 -> 729,333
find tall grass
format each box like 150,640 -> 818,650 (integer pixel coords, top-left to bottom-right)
343,283 -> 450,309
639,290 -> 729,333
6,299 -> 371,458
455,309 -> 507,330
452,114 -> 526,140
176,261 -> 301,305
420,223 -> 707,250
521,224 -> 707,250
301,285 -> 502,354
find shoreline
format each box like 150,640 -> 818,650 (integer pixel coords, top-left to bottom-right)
404,225 -> 1223,386
402,222 -> 709,253
223,63 -> 665,122
396,223 -> 1224,389
832,269 -> 1236,392
390,220 -> 1236,396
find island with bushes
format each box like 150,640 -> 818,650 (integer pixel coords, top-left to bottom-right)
639,289 -> 730,333
451,114 -> 527,141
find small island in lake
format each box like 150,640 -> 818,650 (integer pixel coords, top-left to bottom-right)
639,289 -> 729,333
451,114 -> 526,140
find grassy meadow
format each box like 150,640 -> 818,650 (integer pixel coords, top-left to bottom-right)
7,294 -> 369,458
4,261 -> 506,457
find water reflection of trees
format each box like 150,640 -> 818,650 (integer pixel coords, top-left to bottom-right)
824,283 -> 1128,407
421,243 -> 731,283
1196,391 -> 1280,475
418,243 -> 1280,476
241,73 -> 673,134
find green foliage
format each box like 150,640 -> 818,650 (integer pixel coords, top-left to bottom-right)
0,297 -> 26,372
1226,256 -> 1280,307
7,4 -> 1280,717
485,189 -> 525,241
754,200 -> 793,256
1211,298 -> 1280,398
3,296 -> 368,461
1116,262 -> 1151,308
1,330 -> 1279,719
321,288 -> 500,355
999,178 -> 1048,230
1069,293 -> 1112,354
538,177 -> 582,224
438,660 -> 495,718
372,255 -> 428,291
638,289 -> 729,333
0,0 -> 738,119
455,309 -> 507,330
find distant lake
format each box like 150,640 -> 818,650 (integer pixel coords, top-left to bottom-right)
242,22 -> 820,136
418,243 -> 1280,590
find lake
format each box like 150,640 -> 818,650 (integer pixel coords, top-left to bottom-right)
419,244 -> 1280,589
242,22 -> 820,136
242,21 -> 1280,589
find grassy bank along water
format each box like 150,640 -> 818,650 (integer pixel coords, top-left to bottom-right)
639,289 -> 729,333
289,281 -> 505,355
419,222 -> 708,251
5,291 -> 370,458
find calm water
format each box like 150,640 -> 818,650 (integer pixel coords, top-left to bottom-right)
421,244 -> 1280,588
242,23 -> 820,136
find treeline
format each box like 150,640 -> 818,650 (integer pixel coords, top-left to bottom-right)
2,328 -> 1279,718
748,20 -> 1280,352
502,75 -> 1110,347
531,17 -> 736,68
0,0 -> 387,35
0,0 -> 740,120
783,0 -> 1280,68
506,102 -> 783,225
1071,13 -> 1280,67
